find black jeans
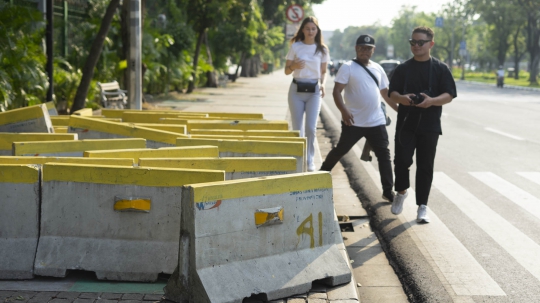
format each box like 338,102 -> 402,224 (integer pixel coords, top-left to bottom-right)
321,122 -> 393,193
394,128 -> 439,206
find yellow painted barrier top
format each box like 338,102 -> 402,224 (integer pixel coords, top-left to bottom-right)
190,134 -> 306,144
0,156 -> 134,166
50,116 -> 70,126
176,138 -> 303,156
84,146 -> 219,161
0,133 -> 77,149
206,112 -> 264,119
53,126 -> 68,133
72,108 -> 93,116
42,162 -> 225,186
187,171 -> 332,202
139,157 -> 297,172
0,104 -> 49,125
101,109 -> 208,119
13,138 -> 146,156
185,120 -> 289,131
122,112 -> 208,123
189,129 -> 300,137
127,123 -> 187,134
0,164 -> 40,183
69,115 -> 188,144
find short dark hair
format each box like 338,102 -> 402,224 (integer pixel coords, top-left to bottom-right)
412,26 -> 434,40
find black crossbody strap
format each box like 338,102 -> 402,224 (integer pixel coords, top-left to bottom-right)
352,58 -> 379,87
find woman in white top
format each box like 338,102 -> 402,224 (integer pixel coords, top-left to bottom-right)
285,16 -> 330,172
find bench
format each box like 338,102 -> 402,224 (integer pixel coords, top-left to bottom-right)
97,81 -> 127,109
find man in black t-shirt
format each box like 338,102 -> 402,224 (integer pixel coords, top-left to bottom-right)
388,26 -> 457,223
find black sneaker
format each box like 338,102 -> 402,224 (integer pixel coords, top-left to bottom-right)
382,191 -> 395,203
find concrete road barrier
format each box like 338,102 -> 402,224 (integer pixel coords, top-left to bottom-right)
0,165 -> 40,279
0,133 -> 77,155
125,123 -> 187,134
50,116 -> 69,126
84,146 -> 219,162
34,163 -> 225,282
164,172 -> 351,302
0,104 -> 54,133
101,109 -> 208,119
53,126 -> 68,133
68,116 -> 187,148
176,138 -> 305,172
139,156 -> 298,179
166,120 -> 288,132
45,101 -> 58,116
190,129 -> 300,137
13,138 -> 146,157
121,112 -> 210,123
72,108 -> 93,116
0,156 -> 134,166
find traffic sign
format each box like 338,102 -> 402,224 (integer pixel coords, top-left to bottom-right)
286,5 -> 304,23
435,17 -> 444,28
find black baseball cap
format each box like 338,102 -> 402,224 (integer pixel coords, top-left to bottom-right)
356,34 -> 375,47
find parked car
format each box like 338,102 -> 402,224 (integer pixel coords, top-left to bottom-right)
379,59 -> 400,79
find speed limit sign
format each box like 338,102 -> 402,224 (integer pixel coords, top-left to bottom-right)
286,5 -> 304,23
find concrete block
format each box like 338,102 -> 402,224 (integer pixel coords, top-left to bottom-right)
72,108 -> 93,116
176,138 -> 305,172
181,120 -> 288,132
0,104 -> 54,133
34,163 -> 225,281
139,156 -> 299,179
13,138 -> 146,157
0,165 -> 40,279
101,109 -> 208,119
126,123 -> 187,135
50,116 -> 69,126
122,112 -> 209,123
189,129 -> 300,137
68,116 -> 186,148
164,172 -> 351,303
53,126 -> 68,133
45,101 -> 58,116
0,133 -> 77,155
84,146 -> 219,162
0,156 -> 134,166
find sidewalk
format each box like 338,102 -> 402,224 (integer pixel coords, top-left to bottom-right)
1,71 -> 405,303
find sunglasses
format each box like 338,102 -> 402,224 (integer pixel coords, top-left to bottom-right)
408,39 -> 432,46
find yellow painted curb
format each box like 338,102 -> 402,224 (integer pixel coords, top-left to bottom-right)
0,104 -> 49,125
185,120 -> 288,131
0,133 -> 77,149
50,116 -> 70,126
101,109 -> 208,119
0,156 -> 134,166
190,129 -> 300,137
72,108 -> 93,116
176,138 -> 303,156
126,123 -> 186,134
84,146 -> 219,161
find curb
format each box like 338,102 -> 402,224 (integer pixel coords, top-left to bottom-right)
459,79 -> 540,92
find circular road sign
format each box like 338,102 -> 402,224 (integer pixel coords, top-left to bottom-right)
286,5 -> 304,23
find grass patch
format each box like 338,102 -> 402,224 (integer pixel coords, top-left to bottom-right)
452,68 -> 540,88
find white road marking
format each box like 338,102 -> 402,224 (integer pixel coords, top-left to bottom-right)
517,172 -> 540,186
434,172 -> 540,284
471,172 -> 540,221
484,127 -> 524,141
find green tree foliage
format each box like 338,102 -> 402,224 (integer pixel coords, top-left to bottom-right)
0,3 -> 48,110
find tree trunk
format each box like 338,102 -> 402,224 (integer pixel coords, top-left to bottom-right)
71,0 -> 120,113
205,32 -> 217,88
233,52 -> 245,82
187,28 -> 206,93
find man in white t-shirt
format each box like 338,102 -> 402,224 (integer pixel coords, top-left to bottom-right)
320,34 -> 398,202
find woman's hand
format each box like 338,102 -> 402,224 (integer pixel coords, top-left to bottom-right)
292,58 -> 305,70
320,85 -> 326,98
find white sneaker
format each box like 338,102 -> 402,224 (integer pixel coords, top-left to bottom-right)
417,205 -> 430,223
307,163 -> 316,172
391,191 -> 408,215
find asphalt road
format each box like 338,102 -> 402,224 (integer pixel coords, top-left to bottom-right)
320,79 -> 540,303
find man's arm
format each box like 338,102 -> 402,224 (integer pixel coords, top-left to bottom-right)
380,88 -> 398,112
333,82 -> 354,126
389,91 -> 415,106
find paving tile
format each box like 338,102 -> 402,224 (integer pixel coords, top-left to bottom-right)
57,292 -> 80,300
142,294 -> 163,301
352,264 -> 402,287
121,294 -> 144,300
357,286 -> 409,303
74,299 -> 96,303
80,293 -> 101,299
346,246 -> 390,266
326,281 -> 359,301
100,293 -> 122,300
